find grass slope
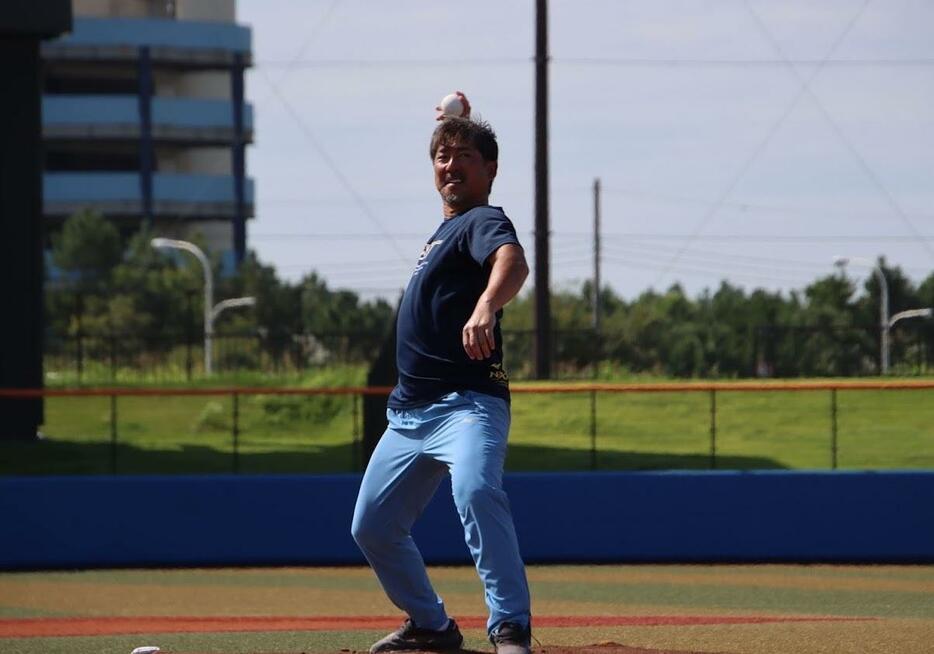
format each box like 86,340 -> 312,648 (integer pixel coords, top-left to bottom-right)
2,372 -> 933,475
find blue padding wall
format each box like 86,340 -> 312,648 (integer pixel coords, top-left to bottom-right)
1,471 -> 932,569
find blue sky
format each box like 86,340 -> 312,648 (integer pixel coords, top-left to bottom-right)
238,0 -> 934,300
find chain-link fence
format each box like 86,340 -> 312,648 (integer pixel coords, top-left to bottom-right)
43,322 -> 934,383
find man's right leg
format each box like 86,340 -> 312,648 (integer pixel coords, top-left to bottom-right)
351,410 -> 450,630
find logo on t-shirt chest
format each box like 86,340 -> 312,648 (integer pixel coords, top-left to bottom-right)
412,239 -> 444,277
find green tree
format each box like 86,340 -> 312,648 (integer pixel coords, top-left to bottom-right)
297,272 -> 394,363
51,209 -> 122,282
918,272 -> 934,310
107,228 -> 206,337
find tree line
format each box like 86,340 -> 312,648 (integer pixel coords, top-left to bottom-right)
47,211 -> 934,378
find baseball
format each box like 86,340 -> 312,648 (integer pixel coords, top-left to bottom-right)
437,92 -> 470,119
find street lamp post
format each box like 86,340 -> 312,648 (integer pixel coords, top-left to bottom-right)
152,238 -> 213,373
151,238 -> 255,375
889,308 -> 933,328
211,297 -> 257,325
833,256 -> 889,374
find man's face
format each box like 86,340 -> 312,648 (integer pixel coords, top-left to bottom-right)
433,138 -> 497,214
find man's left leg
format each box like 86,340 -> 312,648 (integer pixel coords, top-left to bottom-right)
423,391 -> 531,638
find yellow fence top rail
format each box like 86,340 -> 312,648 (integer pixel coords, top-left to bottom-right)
2,379 -> 934,398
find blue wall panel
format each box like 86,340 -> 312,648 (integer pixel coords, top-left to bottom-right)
1,471 -> 932,569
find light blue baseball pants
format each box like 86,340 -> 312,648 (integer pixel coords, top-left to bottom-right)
351,390 -> 531,634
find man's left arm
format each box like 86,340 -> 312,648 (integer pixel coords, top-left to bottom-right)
462,243 -> 529,360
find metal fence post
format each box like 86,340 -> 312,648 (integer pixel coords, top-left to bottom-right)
232,392 -> 240,474
74,295 -> 84,383
110,394 -> 118,474
709,389 -> 717,469
830,388 -> 838,470
352,392 -> 360,472
109,333 -> 117,381
589,389 -> 597,471
76,329 -> 84,383
185,330 -> 193,382
185,289 -> 194,381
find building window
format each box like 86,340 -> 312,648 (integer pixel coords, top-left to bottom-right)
45,73 -> 138,95
46,148 -> 142,173
120,1 -> 176,19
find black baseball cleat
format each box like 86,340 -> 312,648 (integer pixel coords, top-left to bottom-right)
369,618 -> 463,654
489,621 -> 532,654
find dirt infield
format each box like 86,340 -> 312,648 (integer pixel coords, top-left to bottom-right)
353,647 -> 732,654
0,614 -> 870,638
1,565 -> 930,654
534,645 -> 727,654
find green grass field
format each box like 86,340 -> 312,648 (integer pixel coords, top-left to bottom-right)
2,370 -> 933,475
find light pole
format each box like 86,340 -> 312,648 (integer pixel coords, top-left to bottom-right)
151,238 -> 255,375
833,256 -> 889,374
889,308 -> 933,328
211,297 -> 256,325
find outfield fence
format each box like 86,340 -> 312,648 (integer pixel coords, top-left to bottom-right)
42,322 -> 934,383
2,380 -> 934,475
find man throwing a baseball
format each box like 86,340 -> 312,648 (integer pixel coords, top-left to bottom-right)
351,105 -> 532,654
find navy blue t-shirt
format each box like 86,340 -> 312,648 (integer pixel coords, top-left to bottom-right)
388,205 -> 521,408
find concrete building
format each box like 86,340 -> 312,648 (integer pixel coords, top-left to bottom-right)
41,0 -> 254,272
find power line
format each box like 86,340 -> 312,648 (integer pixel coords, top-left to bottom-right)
600,185 -> 934,221
552,257 -> 595,267
277,263 -> 410,276
260,196 -> 425,207
580,240 -> 931,278
554,57 -> 934,67
254,57 -> 934,69
252,232 -> 427,241
603,242 -> 829,272
283,257 -> 412,269
255,57 -> 530,68
605,249 -> 825,279
274,0 -> 343,75
253,231 -> 934,243
255,68 -> 412,263
651,0 -> 874,285
265,277 -> 405,295
744,0 -> 934,259
476,182 -> 934,223
251,0 -> 343,103
602,254 -> 813,287
590,233 -> 934,242
551,242 -> 593,253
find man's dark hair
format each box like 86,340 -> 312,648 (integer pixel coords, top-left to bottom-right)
429,117 -> 498,162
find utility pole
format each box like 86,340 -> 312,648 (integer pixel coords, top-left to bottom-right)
592,178 -> 601,332
534,0 -> 552,379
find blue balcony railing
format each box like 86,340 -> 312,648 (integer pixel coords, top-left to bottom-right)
43,95 -> 253,133
152,97 -> 253,130
51,17 -> 250,55
44,172 -> 255,209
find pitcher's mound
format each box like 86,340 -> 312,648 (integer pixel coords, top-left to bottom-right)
537,644 -> 729,654
351,646 -> 729,654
